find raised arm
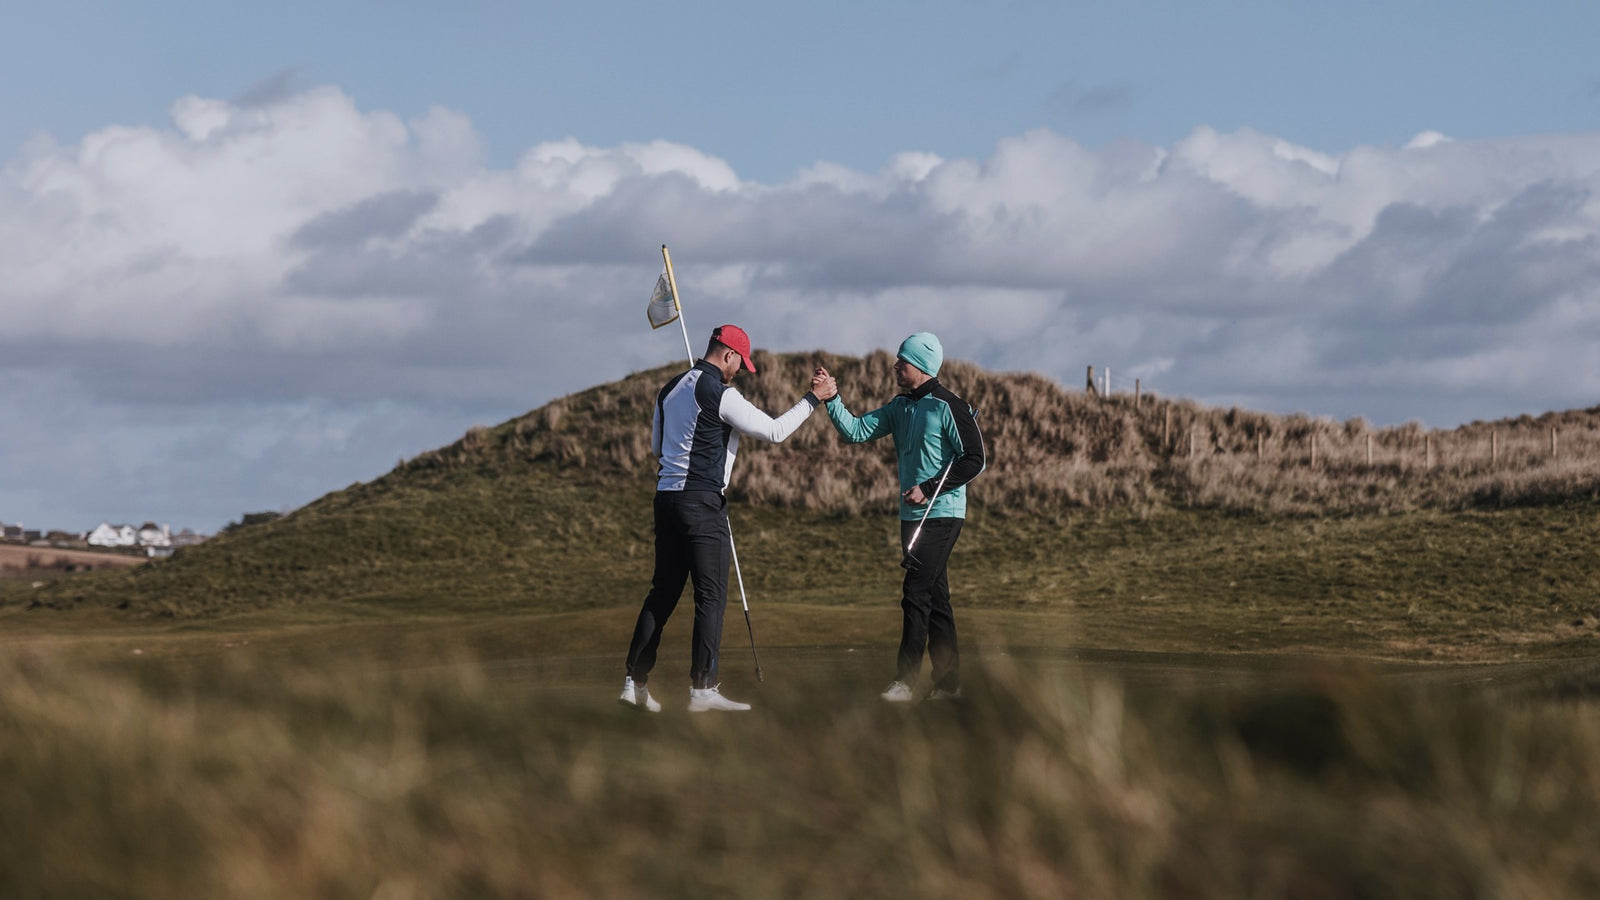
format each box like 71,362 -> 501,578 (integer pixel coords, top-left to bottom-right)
810,364 -> 893,444
719,389 -> 819,443
824,394 -> 896,444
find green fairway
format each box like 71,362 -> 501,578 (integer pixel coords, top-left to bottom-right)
14,493 -> 1599,663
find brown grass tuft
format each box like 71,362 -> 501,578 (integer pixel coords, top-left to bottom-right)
418,350 -> 1600,517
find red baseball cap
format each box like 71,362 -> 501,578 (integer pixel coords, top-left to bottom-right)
712,324 -> 757,373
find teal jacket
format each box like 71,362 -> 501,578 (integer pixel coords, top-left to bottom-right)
825,378 -> 986,520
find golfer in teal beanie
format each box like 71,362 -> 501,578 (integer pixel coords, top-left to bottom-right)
897,332 -> 944,377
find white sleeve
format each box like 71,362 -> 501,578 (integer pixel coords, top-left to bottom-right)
719,389 -> 818,443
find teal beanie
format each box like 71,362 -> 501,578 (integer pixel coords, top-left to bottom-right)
897,332 -> 943,377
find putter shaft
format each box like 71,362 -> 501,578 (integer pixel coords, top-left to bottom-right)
901,462 -> 954,570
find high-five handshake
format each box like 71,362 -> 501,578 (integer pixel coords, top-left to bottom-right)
810,366 -> 838,403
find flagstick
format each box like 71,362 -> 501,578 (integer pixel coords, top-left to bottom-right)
660,245 -> 695,369
659,244 -> 765,683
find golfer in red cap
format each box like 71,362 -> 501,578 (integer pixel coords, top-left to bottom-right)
620,325 -> 836,712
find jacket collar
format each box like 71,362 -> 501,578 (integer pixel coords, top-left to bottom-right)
903,377 -> 940,401
694,358 -> 724,382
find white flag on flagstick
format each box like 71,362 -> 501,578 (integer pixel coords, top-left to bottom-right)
647,272 -> 679,329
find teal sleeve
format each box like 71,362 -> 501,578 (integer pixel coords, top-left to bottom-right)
825,395 -> 894,444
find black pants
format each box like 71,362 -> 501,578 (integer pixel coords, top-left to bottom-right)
898,517 -> 963,691
625,491 -> 730,690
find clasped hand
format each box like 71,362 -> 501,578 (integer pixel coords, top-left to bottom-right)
810,366 -> 838,402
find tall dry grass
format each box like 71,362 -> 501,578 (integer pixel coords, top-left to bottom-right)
3,648 -> 1599,898
415,350 -> 1600,517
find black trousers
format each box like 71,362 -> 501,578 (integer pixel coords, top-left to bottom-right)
625,491 -> 730,690
898,517 -> 963,691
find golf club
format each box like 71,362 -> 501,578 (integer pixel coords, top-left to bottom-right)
901,462 -> 954,571
728,530 -> 764,682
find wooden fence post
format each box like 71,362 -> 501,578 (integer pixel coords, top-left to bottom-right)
1491,430 -> 1498,465
1426,434 -> 1433,470
1188,429 -> 1195,459
1311,433 -> 1317,467
1551,427 -> 1558,458
1366,434 -> 1373,466
1135,379 -> 1141,408
1257,431 -> 1263,461
1163,406 -> 1171,450
1086,365 -> 1097,397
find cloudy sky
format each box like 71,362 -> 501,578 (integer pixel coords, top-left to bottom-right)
5,0 -> 1600,534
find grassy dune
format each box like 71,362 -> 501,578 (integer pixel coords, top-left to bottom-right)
10,351 -> 1600,662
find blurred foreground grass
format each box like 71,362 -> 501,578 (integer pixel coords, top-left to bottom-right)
3,643 -> 1599,898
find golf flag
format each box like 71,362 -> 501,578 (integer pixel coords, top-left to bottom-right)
647,272 -> 679,329
656,244 -> 697,365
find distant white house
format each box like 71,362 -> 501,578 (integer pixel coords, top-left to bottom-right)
86,521 -> 207,554
87,523 -> 139,548
137,522 -> 172,548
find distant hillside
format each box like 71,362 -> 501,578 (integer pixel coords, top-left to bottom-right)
410,348 -> 1600,517
16,350 -> 1600,620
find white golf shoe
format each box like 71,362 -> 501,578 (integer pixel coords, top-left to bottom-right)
880,681 -> 915,703
618,676 -> 661,712
688,684 -> 751,712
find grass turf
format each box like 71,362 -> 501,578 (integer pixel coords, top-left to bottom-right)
12,465 -> 1598,663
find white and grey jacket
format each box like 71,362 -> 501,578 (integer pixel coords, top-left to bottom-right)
652,359 -> 819,493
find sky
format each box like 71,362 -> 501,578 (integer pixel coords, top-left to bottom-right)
4,0 -> 1600,534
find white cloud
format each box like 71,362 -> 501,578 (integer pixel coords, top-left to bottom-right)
6,84 -> 1600,528
1404,130 -> 1453,150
